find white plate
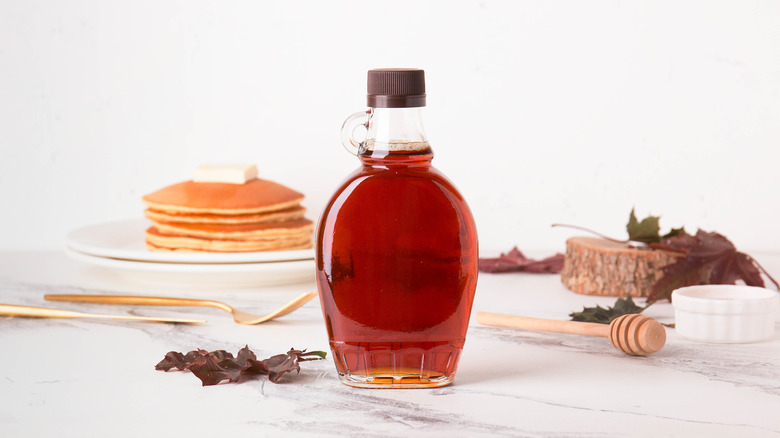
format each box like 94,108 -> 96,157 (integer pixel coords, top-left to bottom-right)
67,219 -> 314,264
66,247 -> 316,288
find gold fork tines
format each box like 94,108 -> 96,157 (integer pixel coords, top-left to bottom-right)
44,292 -> 318,325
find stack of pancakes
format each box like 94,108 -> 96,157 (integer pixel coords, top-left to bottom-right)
142,178 -> 313,252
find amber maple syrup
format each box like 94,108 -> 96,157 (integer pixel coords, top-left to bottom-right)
316,69 -> 478,388
317,148 -> 478,388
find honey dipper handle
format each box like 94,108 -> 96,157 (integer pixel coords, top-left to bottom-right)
476,312 -> 611,338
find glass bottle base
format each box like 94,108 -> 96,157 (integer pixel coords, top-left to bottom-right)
330,340 -> 462,389
337,370 -> 455,389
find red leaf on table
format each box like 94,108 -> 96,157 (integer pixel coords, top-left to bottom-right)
648,230 -> 770,303
155,346 -> 326,386
479,247 -> 564,274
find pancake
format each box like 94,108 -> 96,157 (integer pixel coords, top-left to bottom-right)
144,205 -> 307,224
145,227 -> 312,252
142,178 -> 305,215
150,218 -> 314,239
143,173 -> 313,253
146,242 -> 314,252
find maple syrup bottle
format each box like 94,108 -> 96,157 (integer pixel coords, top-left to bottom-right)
316,69 -> 479,388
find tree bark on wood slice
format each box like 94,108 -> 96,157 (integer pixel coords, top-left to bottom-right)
560,237 -> 683,297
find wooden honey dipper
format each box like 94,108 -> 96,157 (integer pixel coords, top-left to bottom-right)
476,312 -> 666,356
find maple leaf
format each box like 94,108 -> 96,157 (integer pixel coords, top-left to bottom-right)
479,247 -> 564,273
156,346 -> 327,386
648,230 -> 770,303
570,297 -> 646,324
627,208 -> 661,243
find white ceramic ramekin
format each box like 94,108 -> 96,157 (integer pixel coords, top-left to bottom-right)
671,285 -> 779,343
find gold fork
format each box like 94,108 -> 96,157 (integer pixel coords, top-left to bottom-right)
45,291 -> 318,325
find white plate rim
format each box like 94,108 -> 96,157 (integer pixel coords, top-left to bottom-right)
66,219 -> 315,264
66,246 -> 316,274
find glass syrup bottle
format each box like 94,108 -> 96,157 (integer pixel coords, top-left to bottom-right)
316,68 -> 478,388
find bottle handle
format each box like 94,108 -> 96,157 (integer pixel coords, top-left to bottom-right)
340,109 -> 371,156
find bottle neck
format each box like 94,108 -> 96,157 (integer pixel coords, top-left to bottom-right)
360,107 -> 433,164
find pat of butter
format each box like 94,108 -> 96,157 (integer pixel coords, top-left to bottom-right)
193,164 -> 258,184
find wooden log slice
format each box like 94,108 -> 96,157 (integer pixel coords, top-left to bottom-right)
560,237 -> 683,297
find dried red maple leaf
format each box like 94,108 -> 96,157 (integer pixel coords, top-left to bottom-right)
479,247 -> 564,274
648,230 -> 778,303
156,346 -> 327,386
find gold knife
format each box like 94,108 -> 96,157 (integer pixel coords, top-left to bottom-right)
0,303 -> 206,324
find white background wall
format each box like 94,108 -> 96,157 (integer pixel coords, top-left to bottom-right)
1,0 -> 779,254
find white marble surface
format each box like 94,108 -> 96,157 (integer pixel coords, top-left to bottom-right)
0,251 -> 778,437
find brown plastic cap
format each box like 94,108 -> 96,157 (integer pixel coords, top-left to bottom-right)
367,68 -> 426,108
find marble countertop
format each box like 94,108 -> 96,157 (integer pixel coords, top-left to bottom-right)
0,250 -> 778,437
